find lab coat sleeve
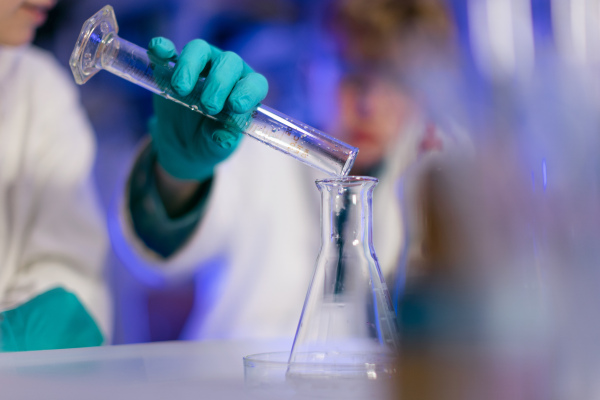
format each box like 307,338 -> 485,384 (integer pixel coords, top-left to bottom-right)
110,137 -> 247,286
0,49 -> 111,340
127,143 -> 208,258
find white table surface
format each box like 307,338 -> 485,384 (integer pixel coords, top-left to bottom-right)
0,339 -> 291,400
0,339 -> 395,400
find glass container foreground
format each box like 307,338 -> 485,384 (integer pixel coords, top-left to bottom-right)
288,176 -> 399,378
69,5 -> 357,177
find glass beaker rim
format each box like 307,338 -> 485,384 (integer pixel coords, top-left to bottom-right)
316,176 -> 378,187
243,351 -> 396,371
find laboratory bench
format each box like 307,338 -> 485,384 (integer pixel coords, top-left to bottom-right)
0,338 -> 395,399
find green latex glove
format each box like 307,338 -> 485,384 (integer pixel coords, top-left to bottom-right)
0,287 -> 103,352
148,37 -> 269,181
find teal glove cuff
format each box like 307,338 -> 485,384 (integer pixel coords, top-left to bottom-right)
0,288 -> 103,352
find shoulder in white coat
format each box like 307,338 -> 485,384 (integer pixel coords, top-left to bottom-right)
0,45 -> 110,339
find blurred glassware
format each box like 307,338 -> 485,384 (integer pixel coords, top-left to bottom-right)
394,0 -> 600,398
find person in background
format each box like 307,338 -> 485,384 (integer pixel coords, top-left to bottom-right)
113,0 -> 452,341
0,0 -> 110,351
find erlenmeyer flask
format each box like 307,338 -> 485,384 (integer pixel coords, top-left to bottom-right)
288,176 -> 399,375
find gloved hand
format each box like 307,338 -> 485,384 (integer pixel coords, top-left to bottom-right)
0,287 -> 103,352
148,37 -> 269,181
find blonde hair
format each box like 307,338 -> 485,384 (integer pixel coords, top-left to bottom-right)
327,0 -> 453,66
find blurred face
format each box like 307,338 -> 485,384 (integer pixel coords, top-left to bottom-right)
336,74 -> 414,174
0,0 -> 55,46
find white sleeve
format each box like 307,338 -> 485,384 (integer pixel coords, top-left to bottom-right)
109,140 -> 234,285
0,49 -> 111,340
110,138 -> 264,285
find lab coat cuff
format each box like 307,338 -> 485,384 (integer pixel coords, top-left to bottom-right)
128,143 -> 210,258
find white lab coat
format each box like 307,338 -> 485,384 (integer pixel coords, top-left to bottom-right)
115,116 -> 431,341
0,45 -> 110,338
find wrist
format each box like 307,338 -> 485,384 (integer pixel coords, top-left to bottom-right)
153,161 -> 212,219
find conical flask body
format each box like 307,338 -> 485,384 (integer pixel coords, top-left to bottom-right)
289,176 -> 399,370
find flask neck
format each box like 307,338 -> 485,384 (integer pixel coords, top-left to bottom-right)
317,177 -> 377,248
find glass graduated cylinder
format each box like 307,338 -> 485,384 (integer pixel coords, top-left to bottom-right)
70,5 -> 357,177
